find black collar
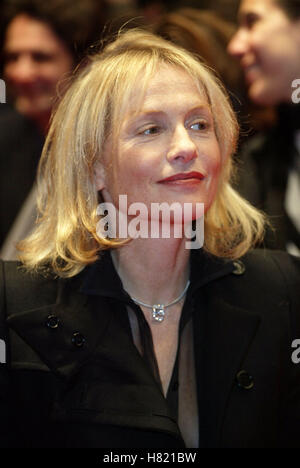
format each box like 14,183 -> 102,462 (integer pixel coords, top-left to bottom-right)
80,248 -> 235,300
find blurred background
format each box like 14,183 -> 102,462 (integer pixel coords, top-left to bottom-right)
1,0 -> 298,258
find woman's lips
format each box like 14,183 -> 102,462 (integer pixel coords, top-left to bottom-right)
158,171 -> 205,185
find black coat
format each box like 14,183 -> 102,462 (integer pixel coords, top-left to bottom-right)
0,249 -> 300,448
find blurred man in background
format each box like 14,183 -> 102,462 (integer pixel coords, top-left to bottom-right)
0,0 -> 106,255
228,0 -> 300,254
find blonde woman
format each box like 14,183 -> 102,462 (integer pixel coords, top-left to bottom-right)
0,30 -> 299,449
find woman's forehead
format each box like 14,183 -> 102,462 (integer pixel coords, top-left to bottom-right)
146,63 -> 205,94
122,64 -> 209,116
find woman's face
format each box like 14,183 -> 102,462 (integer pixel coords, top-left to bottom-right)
95,64 -> 222,225
228,0 -> 300,106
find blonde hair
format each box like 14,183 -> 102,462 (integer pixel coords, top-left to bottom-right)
18,29 -> 265,277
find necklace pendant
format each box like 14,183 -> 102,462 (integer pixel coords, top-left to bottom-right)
152,304 -> 165,322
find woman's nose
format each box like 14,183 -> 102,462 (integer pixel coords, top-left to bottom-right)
166,126 -> 197,164
228,29 -> 249,59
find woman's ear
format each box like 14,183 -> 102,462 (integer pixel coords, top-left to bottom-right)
94,160 -> 106,191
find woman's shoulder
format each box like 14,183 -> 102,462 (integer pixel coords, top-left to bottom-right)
222,249 -> 300,321
241,249 -> 300,287
198,248 -> 300,317
0,260 -> 58,287
226,249 -> 300,300
0,260 -> 60,317
198,248 -> 300,285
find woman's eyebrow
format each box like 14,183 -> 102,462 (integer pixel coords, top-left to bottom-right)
187,105 -> 212,115
127,110 -> 164,120
128,104 -> 211,120
124,110 -> 165,129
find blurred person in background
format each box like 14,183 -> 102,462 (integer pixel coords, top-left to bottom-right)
228,0 -> 300,254
0,0 -> 106,255
2,8 -> 73,133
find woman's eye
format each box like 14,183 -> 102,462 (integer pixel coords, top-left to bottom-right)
190,120 -> 208,131
141,126 -> 160,135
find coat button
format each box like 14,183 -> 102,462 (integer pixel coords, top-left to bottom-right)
232,260 -> 246,275
236,370 -> 254,390
72,332 -> 86,348
45,315 -> 59,329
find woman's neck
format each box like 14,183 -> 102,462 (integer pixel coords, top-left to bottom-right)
111,236 -> 191,306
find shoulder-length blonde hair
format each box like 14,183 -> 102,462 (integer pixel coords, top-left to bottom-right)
18,28 -> 265,277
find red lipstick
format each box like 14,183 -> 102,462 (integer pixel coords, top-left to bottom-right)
158,171 -> 205,184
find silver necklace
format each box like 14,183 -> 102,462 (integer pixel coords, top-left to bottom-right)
131,280 -> 190,323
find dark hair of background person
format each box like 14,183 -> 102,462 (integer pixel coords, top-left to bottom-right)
277,0 -> 300,17
152,7 -> 242,96
135,0 -> 240,23
0,0 -> 107,67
